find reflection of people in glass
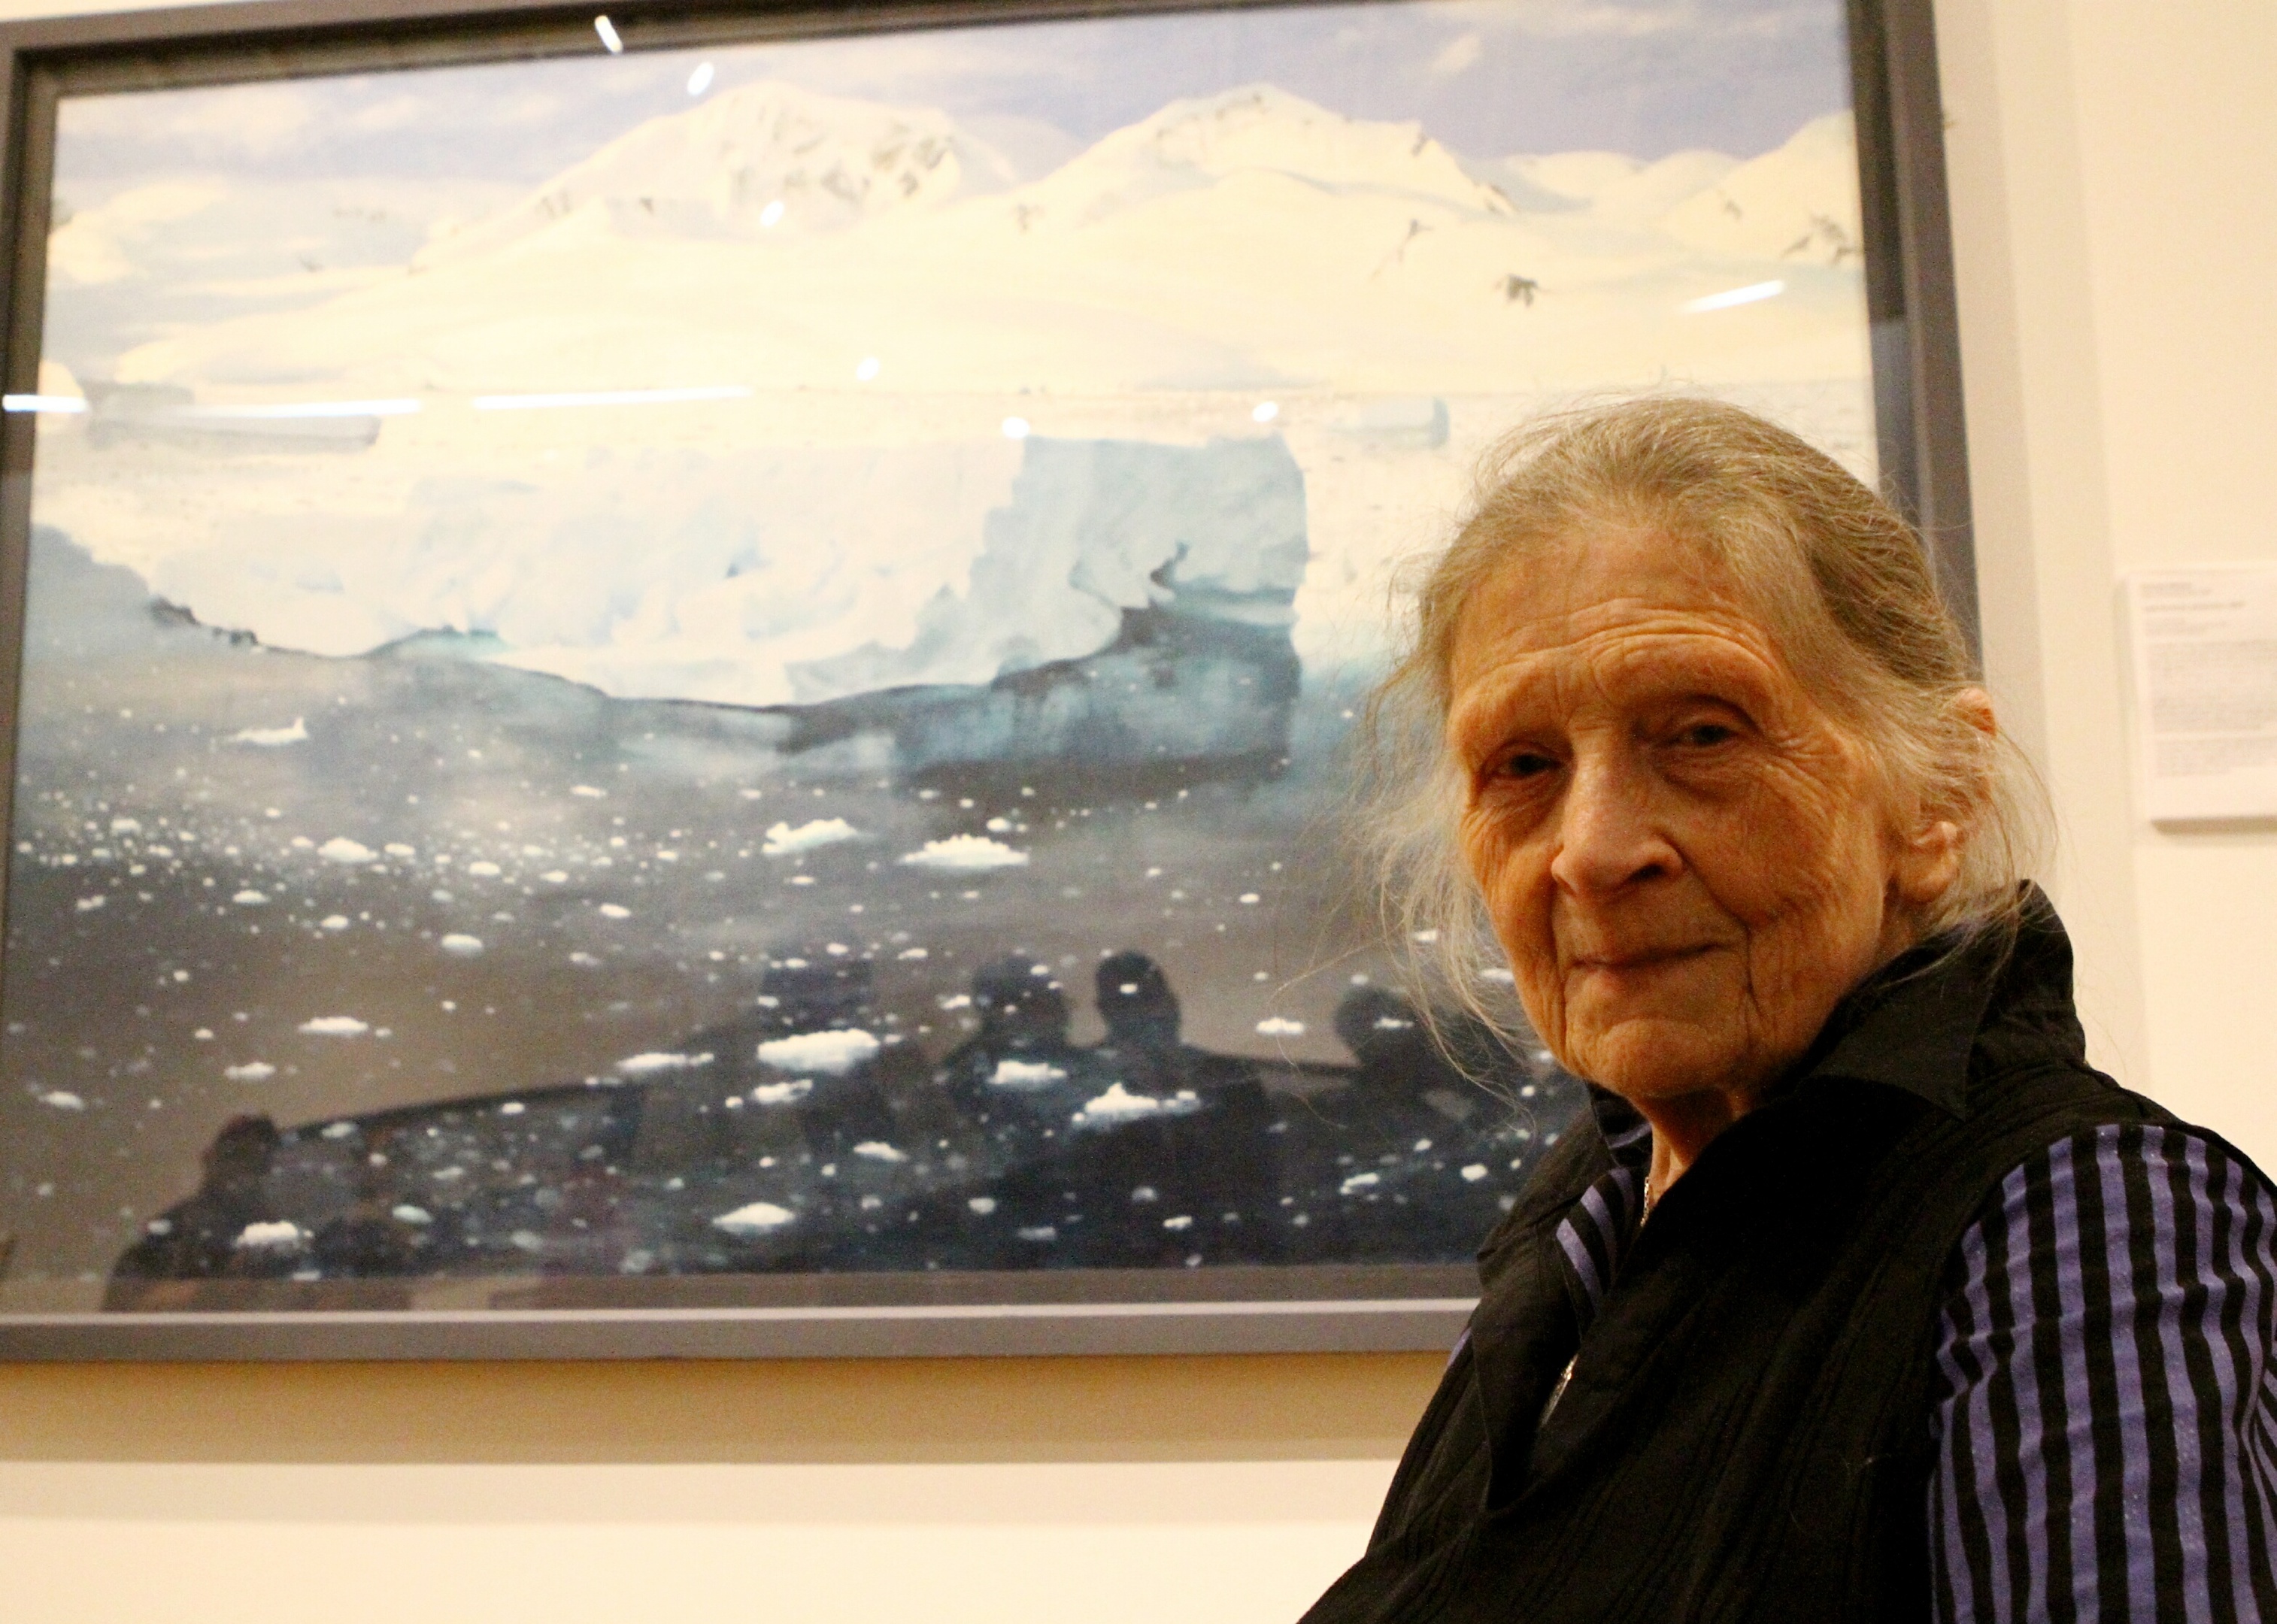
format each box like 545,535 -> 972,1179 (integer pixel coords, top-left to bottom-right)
1074,951 -> 1281,1266
311,1129 -> 429,1277
756,956 -> 899,1159
106,1113 -> 285,1298
1332,986 -> 1467,1124
937,955 -> 1091,1155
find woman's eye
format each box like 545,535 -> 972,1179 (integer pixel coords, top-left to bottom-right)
1673,722 -> 1736,749
1500,750 -> 1558,779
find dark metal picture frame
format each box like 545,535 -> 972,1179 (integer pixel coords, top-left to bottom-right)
0,0 -> 1969,1360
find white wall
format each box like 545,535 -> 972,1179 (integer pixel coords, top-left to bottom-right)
6,1 -> 2277,1619
1936,0 -> 2277,1156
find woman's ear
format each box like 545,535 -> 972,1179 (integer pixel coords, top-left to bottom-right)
1890,687 -> 1997,909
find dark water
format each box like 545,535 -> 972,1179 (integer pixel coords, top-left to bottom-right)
0,531 -> 1577,1301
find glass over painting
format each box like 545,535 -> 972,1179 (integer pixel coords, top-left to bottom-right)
0,0 -> 1875,1313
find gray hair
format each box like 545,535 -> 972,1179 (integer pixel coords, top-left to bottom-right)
1358,395 -> 2048,1058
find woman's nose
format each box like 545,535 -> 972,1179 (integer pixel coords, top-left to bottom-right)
1547,755 -> 1681,897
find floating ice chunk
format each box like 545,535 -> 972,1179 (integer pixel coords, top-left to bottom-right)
232,889 -> 268,906
615,1051 -> 714,1077
509,1230 -> 543,1253
319,838 -> 375,865
1340,1172 -> 1381,1194
899,835 -> 1027,872
193,1029 -> 214,1041
1163,1214 -> 1193,1231
1239,893 -> 1260,904
756,1029 -> 880,1074
1071,1083 -> 1202,1130
223,1062 -> 275,1083
985,817 -> 1012,832
596,903 -> 632,920
320,1121 -> 357,1139
233,1220 -> 305,1250
853,1141 -> 907,1163
465,861 -> 502,877
762,818 -> 860,856
967,1196 -> 998,1215
1460,1164 -> 1489,1183
298,1016 -> 370,1036
1017,1226 -> 1057,1242
384,843 -> 416,859
392,1204 -> 434,1225
568,952 -> 602,967
712,1201 -> 796,1235
320,915 -> 350,931
1255,1017 -> 1306,1037
231,718 -> 308,747
896,947 -> 928,961
938,994 -> 972,1010
570,785 -> 607,798
750,1078 -> 813,1105
438,934 -> 484,957
74,895 -> 105,912
541,871 -> 568,884
36,1089 -> 85,1110
990,1059 -> 1067,1091
109,817 -> 141,835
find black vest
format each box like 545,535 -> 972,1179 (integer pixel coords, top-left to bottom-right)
1303,904 -> 2184,1624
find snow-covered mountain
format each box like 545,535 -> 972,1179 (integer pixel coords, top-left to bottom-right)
110,91 -> 1865,399
1661,114 -> 1862,265
415,80 -> 1021,268
1009,84 -> 1524,227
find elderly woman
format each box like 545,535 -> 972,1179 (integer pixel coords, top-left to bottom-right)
1304,398 -> 2277,1622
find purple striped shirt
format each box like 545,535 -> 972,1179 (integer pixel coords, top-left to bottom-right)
1552,1120 -> 2277,1619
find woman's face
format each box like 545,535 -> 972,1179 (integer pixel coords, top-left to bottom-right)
1445,523 -> 1957,1106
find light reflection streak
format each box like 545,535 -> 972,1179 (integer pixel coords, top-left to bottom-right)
1683,279 -> 1784,314
471,386 -> 753,411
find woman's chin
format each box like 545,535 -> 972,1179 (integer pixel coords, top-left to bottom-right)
1566,1020 -> 1751,1104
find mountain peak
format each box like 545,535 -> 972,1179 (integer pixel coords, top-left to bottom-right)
1017,83 -> 1518,227
417,79 -> 1017,268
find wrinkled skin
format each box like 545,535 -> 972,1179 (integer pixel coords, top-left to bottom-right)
1445,524 -> 1978,1188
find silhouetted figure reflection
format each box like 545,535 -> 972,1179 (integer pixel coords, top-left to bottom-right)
753,956 -> 900,1161
937,956 -> 1093,1162
1047,952 -> 1281,1267
310,1128 -> 432,1277
1290,985 -> 1569,1261
107,1113 -> 289,1301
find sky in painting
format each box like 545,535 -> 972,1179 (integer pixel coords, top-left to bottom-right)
55,0 -> 1850,193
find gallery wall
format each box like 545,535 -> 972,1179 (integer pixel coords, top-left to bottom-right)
3,0 -> 2275,1618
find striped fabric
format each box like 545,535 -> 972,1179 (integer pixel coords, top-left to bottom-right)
1555,1117 -> 1649,1314
1549,1120 -> 2277,1619
1928,1125 -> 2277,1622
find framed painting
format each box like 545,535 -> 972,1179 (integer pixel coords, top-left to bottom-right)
0,0 -> 1969,1357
